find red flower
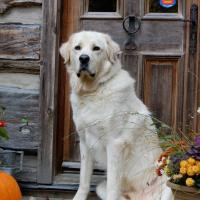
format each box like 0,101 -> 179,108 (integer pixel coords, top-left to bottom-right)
0,121 -> 6,127
156,168 -> 162,176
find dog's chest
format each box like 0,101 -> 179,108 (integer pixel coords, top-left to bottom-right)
72,94 -> 112,167
72,91 -> 120,131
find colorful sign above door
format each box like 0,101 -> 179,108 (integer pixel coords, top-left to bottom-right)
160,0 -> 176,8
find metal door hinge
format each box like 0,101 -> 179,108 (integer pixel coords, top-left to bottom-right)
183,4 -> 198,54
189,4 -> 198,54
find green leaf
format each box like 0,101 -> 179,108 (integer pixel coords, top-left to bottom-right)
0,105 -> 5,113
196,183 -> 200,188
0,127 -> 9,140
21,117 -> 28,124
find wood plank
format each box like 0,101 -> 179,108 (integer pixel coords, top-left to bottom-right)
125,0 -> 140,16
183,0 -> 200,133
139,20 -> 184,51
54,173 -> 105,187
176,57 -> 185,130
0,0 -> 42,14
182,0 -> 191,133
38,0 -> 61,184
82,19 -> 126,47
0,86 -> 39,151
0,73 -> 39,89
0,7 -> 42,24
0,60 -> 40,74
22,183 -> 99,200
122,54 -> 139,94
82,20 -> 183,52
0,24 -> 41,60
16,155 -> 37,183
143,58 -> 179,130
58,0 -> 80,164
23,193 -> 99,200
197,0 -> 200,132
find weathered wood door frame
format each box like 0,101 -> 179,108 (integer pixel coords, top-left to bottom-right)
184,0 -> 200,133
38,0 -> 79,184
57,0 -> 80,166
37,0 -> 61,184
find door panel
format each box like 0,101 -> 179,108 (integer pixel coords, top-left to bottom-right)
82,20 -> 126,46
144,58 -> 179,129
122,54 -> 139,89
58,0 -> 199,165
138,21 -> 183,51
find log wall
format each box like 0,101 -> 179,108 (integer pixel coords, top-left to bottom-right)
0,0 -> 42,183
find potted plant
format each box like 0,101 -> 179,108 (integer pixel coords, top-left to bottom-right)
0,105 -> 22,199
156,132 -> 200,200
0,105 -> 9,140
0,105 -> 23,175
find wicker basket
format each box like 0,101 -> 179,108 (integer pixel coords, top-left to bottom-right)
167,181 -> 200,200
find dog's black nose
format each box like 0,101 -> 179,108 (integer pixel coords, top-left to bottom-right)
79,54 -> 90,65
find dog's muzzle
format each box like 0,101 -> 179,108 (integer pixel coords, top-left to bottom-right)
79,54 -> 90,65
77,54 -> 95,78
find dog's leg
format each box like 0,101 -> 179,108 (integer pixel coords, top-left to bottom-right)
106,138 -> 128,200
96,180 -> 107,200
73,139 -> 93,200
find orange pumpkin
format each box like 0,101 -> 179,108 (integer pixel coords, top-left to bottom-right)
0,171 -> 22,200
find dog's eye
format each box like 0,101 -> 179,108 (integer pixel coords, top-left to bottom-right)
93,46 -> 100,51
74,45 -> 81,50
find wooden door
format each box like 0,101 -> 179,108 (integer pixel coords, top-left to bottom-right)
58,0 -> 200,168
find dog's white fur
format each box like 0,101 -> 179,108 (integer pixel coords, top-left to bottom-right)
60,31 -> 173,200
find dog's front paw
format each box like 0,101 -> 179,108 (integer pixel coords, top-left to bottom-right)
73,189 -> 89,200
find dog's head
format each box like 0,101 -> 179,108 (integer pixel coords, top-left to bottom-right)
60,31 -> 121,81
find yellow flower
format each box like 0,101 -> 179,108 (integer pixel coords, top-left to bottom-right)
186,178 -> 195,187
192,165 -> 199,174
187,157 -> 196,165
187,166 -> 195,176
180,167 -> 187,175
196,161 -> 200,167
180,160 -> 188,168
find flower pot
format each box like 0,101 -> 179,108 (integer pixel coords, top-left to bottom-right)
0,149 -> 23,175
167,181 -> 200,200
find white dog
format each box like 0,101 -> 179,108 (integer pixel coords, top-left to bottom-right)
60,31 -> 173,200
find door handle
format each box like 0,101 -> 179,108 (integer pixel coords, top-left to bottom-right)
122,15 -> 141,50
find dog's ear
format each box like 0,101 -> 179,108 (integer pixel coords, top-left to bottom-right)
104,34 -> 121,64
59,42 -> 70,64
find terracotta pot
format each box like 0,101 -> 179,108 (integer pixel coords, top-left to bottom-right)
167,181 -> 200,200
